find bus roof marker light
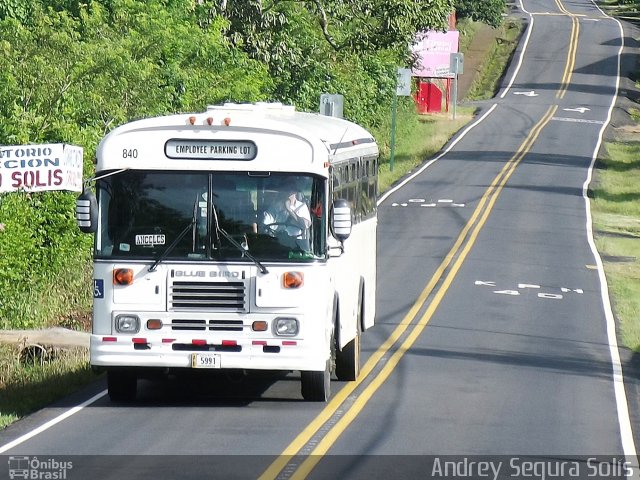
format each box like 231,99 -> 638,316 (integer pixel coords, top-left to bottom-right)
224,117 -> 231,126
206,117 -> 214,125
188,116 -> 196,125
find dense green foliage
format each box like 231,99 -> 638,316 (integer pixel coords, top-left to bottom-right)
455,0 -> 506,28
0,0 -> 504,329
0,191 -> 91,329
0,0 -> 273,328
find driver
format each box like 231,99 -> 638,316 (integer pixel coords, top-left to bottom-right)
262,182 -> 311,238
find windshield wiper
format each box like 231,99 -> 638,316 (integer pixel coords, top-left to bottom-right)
211,202 -> 269,274
148,198 -> 197,272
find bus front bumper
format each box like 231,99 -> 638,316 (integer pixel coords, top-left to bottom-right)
90,334 -> 327,372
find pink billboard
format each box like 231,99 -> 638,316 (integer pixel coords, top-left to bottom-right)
411,30 -> 460,78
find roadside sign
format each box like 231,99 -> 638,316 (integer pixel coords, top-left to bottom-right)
449,53 -> 464,120
319,93 -> 344,118
391,67 -> 412,172
396,68 -> 412,96
0,144 -> 83,193
450,53 -> 464,75
412,30 -> 460,78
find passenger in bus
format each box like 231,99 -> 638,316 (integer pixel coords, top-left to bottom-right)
262,183 -> 311,241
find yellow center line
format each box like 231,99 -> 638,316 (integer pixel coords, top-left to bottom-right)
554,0 -> 571,15
260,105 -> 558,480
261,7 -> 575,474
556,1 -> 580,99
258,122 -> 529,480
288,105 -> 558,480
258,171 -> 497,478
531,12 -> 581,16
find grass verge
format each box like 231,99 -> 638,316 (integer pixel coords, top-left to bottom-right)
591,140 -> 640,350
0,344 -> 96,430
599,0 -> 640,25
591,0 -> 640,351
374,102 -> 475,194
466,19 -> 524,101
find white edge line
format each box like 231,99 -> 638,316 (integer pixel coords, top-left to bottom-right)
378,0 -> 637,463
377,0 -> 532,207
583,1 -> 638,466
377,104 -> 497,206
0,389 -> 108,454
500,1 -> 534,99
3,1 -> 631,463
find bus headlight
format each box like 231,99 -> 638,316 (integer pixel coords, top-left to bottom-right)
273,317 -> 299,336
115,314 -> 140,333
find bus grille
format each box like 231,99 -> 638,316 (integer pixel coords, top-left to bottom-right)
170,281 -> 245,311
170,319 -> 244,331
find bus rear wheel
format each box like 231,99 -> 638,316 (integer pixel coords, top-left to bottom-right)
301,358 -> 331,401
107,369 -> 138,402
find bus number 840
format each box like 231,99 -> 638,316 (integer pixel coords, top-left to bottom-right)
123,148 -> 138,159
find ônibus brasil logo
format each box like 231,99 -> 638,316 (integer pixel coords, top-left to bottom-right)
8,456 -> 73,479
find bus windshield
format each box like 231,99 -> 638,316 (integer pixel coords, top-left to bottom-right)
95,171 -> 326,262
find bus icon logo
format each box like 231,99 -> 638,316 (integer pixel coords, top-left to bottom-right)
8,456 -> 29,479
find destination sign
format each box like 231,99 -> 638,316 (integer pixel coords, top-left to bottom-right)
165,139 -> 257,160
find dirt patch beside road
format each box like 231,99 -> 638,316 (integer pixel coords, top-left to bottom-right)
0,327 -> 89,349
458,23 -> 501,100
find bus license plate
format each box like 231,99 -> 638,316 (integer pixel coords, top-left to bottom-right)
191,353 -> 221,369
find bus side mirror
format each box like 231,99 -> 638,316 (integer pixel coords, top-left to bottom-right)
76,189 -> 98,233
331,199 -> 352,243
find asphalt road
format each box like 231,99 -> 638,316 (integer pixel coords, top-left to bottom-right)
1,1 -> 637,479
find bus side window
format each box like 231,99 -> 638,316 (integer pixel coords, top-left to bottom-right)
359,159 -> 369,219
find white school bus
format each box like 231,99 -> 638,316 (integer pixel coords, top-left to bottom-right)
76,102 -> 378,401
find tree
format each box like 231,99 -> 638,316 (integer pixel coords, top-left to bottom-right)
192,0 -> 456,127
0,0 -> 272,147
455,0 -> 506,28
203,0 -> 455,54
0,0 -> 273,328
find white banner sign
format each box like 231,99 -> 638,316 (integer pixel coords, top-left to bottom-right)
0,144 -> 83,193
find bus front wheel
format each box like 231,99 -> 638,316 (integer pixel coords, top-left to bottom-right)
107,369 -> 137,402
335,286 -> 363,381
335,327 -> 360,381
301,358 -> 331,401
